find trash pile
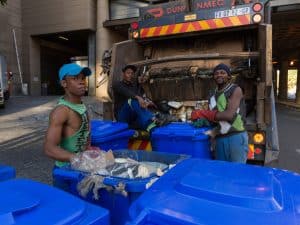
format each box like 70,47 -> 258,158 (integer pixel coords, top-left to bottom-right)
70,150 -> 171,199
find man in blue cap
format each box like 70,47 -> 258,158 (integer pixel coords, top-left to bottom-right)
191,63 -> 248,163
44,63 -> 93,168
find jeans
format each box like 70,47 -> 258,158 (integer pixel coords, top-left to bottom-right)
215,131 -> 248,163
116,98 -> 154,130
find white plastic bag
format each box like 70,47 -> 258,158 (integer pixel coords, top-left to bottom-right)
70,150 -> 115,173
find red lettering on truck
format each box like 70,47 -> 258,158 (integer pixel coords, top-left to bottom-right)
166,5 -> 187,14
196,0 -> 225,9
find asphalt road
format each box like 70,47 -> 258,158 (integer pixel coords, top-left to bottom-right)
276,104 -> 300,173
0,96 -> 299,185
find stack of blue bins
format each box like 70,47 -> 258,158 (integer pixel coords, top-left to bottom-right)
91,120 -> 135,151
0,164 -> 15,181
128,158 -> 300,225
53,149 -> 188,225
151,122 -> 212,158
0,178 -> 109,225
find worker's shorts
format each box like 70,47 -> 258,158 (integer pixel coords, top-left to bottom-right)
215,131 -> 248,163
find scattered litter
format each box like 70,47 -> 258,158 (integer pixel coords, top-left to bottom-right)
168,101 -> 183,109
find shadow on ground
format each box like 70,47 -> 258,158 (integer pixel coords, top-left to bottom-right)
0,127 -> 54,184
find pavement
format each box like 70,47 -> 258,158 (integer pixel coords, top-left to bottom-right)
276,100 -> 300,111
0,95 -> 103,184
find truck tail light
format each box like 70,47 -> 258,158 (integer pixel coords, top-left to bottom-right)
248,144 -> 263,160
253,132 -> 264,144
252,14 -> 262,23
253,3 -> 263,12
131,22 -> 139,30
132,31 -> 139,39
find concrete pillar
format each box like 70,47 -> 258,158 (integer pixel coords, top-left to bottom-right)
296,64 -> 300,104
88,33 -> 96,96
29,37 -> 41,96
278,60 -> 288,101
95,0 -> 125,102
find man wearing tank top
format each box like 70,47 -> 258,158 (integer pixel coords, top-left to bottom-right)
43,63 -> 92,167
191,63 -> 249,163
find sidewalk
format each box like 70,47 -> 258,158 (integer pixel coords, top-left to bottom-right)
276,100 -> 300,111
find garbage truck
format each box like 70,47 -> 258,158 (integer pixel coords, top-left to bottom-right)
104,0 -> 279,165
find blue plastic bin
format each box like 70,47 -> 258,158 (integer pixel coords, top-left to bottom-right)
91,120 -> 129,138
0,178 -> 109,225
0,164 -> 15,181
128,158 -> 300,225
91,120 -> 135,150
53,150 -> 188,225
151,122 -> 211,158
92,129 -> 135,150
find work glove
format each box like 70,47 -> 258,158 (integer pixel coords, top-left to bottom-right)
191,109 -> 217,122
192,118 -> 211,128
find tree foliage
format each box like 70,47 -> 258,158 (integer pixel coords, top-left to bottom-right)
0,0 -> 7,6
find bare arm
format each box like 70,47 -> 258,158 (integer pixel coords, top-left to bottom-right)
215,86 -> 243,122
113,81 -> 150,108
43,106 -> 75,162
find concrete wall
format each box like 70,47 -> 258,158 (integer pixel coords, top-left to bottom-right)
1,0 -> 126,96
0,0 -> 23,95
96,0 -> 126,101
21,0 -> 97,96
22,0 -> 96,35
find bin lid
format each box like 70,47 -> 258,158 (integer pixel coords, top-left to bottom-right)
92,129 -> 135,143
91,120 -> 129,138
0,179 -> 109,225
151,122 -> 210,140
129,159 -> 300,225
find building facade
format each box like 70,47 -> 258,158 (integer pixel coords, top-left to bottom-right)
0,0 -> 299,103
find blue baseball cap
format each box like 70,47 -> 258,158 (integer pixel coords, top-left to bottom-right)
58,63 -> 91,80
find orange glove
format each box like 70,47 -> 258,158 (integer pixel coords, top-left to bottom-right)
191,109 -> 217,122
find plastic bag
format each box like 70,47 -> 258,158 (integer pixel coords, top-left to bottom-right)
70,150 -> 115,173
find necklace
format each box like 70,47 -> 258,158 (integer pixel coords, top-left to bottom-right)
216,82 -> 232,93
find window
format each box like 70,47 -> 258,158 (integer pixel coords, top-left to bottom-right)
287,69 -> 297,100
110,0 -> 149,20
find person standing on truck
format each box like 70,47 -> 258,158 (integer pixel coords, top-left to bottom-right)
191,63 -> 248,163
43,63 -> 93,168
113,64 -> 169,132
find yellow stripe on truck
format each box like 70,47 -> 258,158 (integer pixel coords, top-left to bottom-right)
139,15 -> 251,38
